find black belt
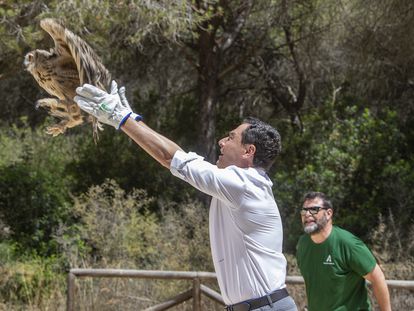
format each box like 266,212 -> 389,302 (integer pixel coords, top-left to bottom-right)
225,288 -> 289,311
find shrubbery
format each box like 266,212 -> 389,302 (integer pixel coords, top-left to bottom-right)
274,104 -> 414,254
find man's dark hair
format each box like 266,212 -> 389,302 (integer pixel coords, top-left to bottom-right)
241,117 -> 281,171
303,191 -> 334,212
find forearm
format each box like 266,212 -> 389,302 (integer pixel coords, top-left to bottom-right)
121,117 -> 183,169
365,264 -> 392,311
372,280 -> 391,311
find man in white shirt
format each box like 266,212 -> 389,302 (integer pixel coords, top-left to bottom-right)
74,81 -> 298,311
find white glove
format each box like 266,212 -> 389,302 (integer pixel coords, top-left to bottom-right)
74,81 -> 137,129
119,85 -> 143,122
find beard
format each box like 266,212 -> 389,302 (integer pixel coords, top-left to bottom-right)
303,214 -> 329,234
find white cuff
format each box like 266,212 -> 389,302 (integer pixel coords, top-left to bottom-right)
170,150 -> 204,179
130,113 -> 143,121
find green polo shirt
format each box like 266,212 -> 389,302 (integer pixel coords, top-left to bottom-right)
296,226 -> 376,311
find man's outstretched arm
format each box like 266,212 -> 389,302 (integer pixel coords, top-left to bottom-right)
74,81 -> 182,169
121,118 -> 182,169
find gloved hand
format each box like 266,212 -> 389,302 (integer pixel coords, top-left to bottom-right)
118,85 -> 143,123
74,80 -> 137,129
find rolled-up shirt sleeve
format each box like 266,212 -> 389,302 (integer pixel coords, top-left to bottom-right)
170,150 -> 246,205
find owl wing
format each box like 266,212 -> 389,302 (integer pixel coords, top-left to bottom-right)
40,19 -> 72,58
40,18 -> 111,92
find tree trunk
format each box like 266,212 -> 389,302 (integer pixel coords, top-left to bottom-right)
193,0 -> 253,162
197,27 -> 220,163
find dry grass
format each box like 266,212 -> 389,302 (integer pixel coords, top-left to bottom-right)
1,257 -> 413,310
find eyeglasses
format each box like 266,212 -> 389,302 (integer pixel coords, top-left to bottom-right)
300,206 -> 329,215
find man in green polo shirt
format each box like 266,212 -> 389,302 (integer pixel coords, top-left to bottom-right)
296,192 -> 391,311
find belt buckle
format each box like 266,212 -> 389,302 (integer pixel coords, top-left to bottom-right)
245,302 -> 252,310
239,302 -> 252,311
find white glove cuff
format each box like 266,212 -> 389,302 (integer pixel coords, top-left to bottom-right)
130,113 -> 143,122
117,111 -> 132,130
117,112 -> 143,130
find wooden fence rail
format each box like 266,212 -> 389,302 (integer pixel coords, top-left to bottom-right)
67,269 -> 414,311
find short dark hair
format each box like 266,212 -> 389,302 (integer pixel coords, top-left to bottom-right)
241,117 -> 281,171
303,191 -> 333,212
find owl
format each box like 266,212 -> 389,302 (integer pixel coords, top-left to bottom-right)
24,18 -> 111,140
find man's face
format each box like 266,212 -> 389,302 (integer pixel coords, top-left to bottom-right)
301,198 -> 331,234
216,123 -> 252,169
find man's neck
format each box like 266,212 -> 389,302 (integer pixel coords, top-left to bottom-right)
310,223 -> 333,244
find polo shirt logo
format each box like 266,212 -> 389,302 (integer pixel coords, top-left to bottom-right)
323,254 -> 334,265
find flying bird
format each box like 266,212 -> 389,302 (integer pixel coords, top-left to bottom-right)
24,18 -> 111,140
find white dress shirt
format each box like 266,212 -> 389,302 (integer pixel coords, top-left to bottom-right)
170,150 -> 287,305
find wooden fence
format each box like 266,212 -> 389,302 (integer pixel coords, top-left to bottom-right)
67,269 -> 414,311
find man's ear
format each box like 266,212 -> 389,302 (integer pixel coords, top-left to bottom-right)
327,208 -> 334,220
243,144 -> 256,159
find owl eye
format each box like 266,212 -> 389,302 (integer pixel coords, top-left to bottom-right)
27,53 -> 34,62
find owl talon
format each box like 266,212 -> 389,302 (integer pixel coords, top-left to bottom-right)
46,125 -> 66,137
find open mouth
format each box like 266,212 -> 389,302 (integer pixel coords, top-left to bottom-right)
304,219 -> 316,226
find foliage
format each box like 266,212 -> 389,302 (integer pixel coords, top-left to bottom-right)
159,198 -> 212,271
0,242 -> 66,310
275,100 -> 414,251
63,179 -> 159,267
54,179 -> 211,271
65,124 -> 195,205
0,122 -> 79,255
370,213 -> 414,262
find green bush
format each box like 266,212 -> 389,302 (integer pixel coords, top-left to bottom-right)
56,179 -> 160,267
275,104 -> 414,251
0,123 -> 77,255
0,243 -> 65,309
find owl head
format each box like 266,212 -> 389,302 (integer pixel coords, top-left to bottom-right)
24,49 -> 56,74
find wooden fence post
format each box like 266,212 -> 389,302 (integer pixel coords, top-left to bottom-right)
193,277 -> 201,311
67,272 -> 76,311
